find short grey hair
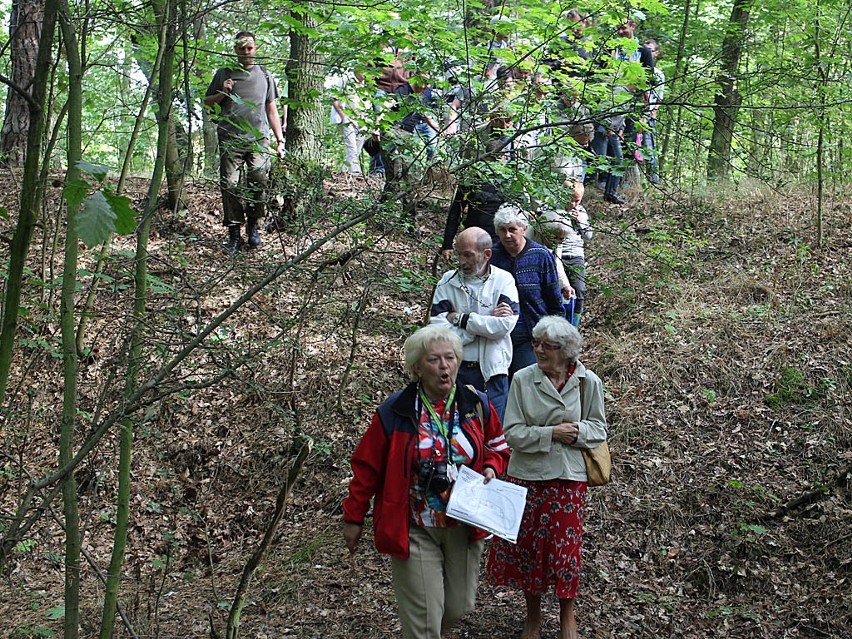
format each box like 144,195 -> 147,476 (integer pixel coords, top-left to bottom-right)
403,325 -> 463,381
494,203 -> 529,231
532,315 -> 583,361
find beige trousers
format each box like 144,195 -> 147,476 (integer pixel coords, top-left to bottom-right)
391,524 -> 485,639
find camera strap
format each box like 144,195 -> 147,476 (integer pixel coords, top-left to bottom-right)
418,386 -> 457,460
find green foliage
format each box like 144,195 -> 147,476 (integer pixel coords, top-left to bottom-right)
77,192 -> 121,248
11,627 -> 55,638
733,522 -> 767,540
65,162 -> 138,247
386,266 -> 434,295
285,535 -> 333,566
14,538 -> 37,554
43,607 -> 65,621
765,366 -> 830,410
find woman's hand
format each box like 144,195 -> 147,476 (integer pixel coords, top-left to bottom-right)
482,467 -> 496,484
343,523 -> 363,556
552,422 -> 579,445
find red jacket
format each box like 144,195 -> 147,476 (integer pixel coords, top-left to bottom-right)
343,383 -> 510,559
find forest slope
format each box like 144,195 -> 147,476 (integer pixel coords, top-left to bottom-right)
0,176 -> 850,639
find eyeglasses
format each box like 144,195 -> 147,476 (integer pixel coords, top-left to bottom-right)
532,339 -> 561,351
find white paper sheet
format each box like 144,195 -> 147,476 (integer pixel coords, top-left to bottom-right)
445,465 -> 528,543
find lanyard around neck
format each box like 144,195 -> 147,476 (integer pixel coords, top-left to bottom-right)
418,385 -> 456,442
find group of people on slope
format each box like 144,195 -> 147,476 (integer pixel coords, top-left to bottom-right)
326,10 -> 664,204
202,25 -> 611,639
202,11 -> 663,254
344,200 -> 608,639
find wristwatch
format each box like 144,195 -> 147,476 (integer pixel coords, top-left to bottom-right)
451,313 -> 462,327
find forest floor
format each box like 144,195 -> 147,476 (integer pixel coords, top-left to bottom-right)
0,169 -> 850,639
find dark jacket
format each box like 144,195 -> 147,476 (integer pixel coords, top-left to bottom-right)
342,382 -> 510,559
441,181 -> 506,250
490,239 -> 564,338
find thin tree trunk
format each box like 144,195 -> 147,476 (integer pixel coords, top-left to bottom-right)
659,0 -> 691,177
164,117 -> 187,210
0,0 -> 57,406
97,4 -> 174,635
202,109 -> 218,176
814,3 -> 824,247
707,0 -> 752,179
57,2 -> 83,636
0,0 -> 44,166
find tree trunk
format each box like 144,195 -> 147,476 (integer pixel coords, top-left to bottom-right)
202,108 -> 218,176
814,3 -> 825,247
707,0 -> 752,179
129,18 -> 186,211
660,0 -> 691,180
0,0 -> 44,166
0,0 -> 57,406
285,10 -> 323,164
164,116 -> 187,210
57,2 -> 84,636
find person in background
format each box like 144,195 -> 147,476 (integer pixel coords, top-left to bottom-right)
343,325 -> 510,639
204,31 -> 285,254
488,315 -> 608,639
440,141 -> 509,256
534,182 -> 592,328
328,72 -> 366,176
588,86 -> 628,205
489,204 -> 564,378
431,227 -> 519,421
643,39 -> 664,184
614,15 -> 655,186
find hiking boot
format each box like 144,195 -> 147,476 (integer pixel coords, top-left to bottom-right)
225,225 -> 243,254
246,221 -> 261,248
604,193 -> 626,205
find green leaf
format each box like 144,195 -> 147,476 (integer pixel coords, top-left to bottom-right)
75,160 -> 111,181
63,178 -> 90,210
76,191 -> 116,248
103,190 -> 137,235
44,606 -> 65,620
0,206 -> 8,219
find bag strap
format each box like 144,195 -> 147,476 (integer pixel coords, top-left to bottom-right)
465,384 -> 490,428
578,375 -> 586,421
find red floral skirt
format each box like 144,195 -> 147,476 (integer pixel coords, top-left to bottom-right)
487,477 -> 587,598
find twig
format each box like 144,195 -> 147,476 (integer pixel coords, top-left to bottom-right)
224,436 -> 313,639
760,464 -> 850,520
337,285 -> 371,413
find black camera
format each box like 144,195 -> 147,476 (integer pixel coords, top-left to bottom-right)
417,459 -> 452,493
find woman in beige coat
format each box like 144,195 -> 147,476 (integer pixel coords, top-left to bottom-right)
487,315 -> 608,639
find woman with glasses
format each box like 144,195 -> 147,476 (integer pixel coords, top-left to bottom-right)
487,315 -> 608,639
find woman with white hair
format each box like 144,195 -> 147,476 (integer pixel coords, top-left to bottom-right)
490,204 -> 564,378
343,325 -> 510,639
487,315 -> 608,639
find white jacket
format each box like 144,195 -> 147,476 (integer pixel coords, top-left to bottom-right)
430,265 -> 519,381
